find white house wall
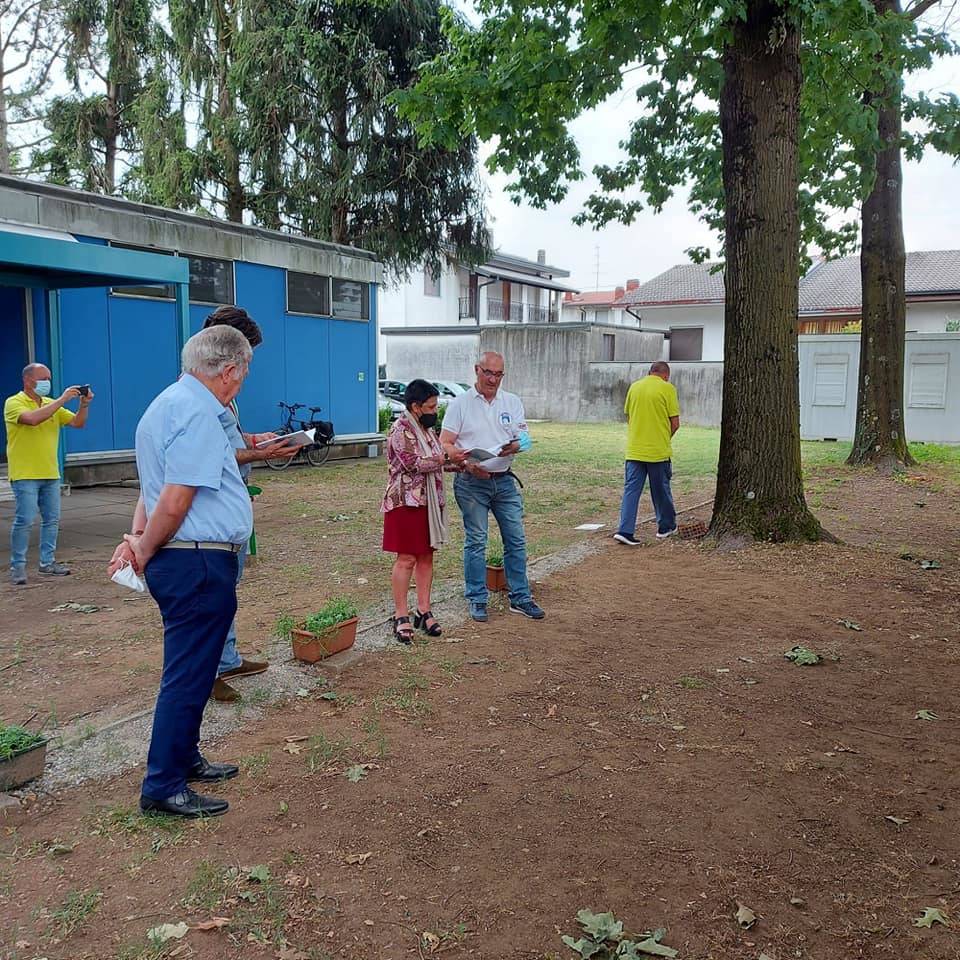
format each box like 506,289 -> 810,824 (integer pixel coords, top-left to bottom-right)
634,303 -> 725,361
906,301 -> 960,333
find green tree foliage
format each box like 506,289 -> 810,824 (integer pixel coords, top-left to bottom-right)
31,0 -> 158,192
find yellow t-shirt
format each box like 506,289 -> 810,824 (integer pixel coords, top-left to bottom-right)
3,392 -> 74,481
624,375 -> 680,462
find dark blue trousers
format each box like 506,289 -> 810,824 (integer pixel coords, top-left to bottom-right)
616,459 -> 676,537
141,548 -> 238,801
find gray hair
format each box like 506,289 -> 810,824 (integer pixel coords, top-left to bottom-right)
181,326 -> 252,378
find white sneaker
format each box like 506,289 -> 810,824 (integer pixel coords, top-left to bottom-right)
613,533 -> 641,546
655,527 -> 678,540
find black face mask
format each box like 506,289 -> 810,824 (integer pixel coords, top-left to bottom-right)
418,412 -> 438,429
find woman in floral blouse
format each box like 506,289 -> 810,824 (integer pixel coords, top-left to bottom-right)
382,379 -> 468,643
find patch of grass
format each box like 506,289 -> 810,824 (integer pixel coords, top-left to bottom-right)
90,804 -> 185,845
241,686 -> 271,707
116,939 -> 172,960
182,859 -> 231,912
374,663 -> 432,719
678,676 -> 706,690
50,888 -> 101,936
241,752 -> 270,777
306,732 -> 352,772
359,715 -> 390,759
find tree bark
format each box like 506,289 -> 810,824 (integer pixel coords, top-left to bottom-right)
712,0 -> 824,544
0,48 -> 10,174
103,79 -> 119,193
330,102 -> 350,244
846,0 -> 915,469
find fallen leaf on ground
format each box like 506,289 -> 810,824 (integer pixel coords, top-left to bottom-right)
735,902 -> 757,929
345,764 -> 367,783
913,907 -> 949,928
344,852 -> 373,865
784,646 -> 821,666
919,559 -> 942,570
837,618 -> 862,631
193,917 -> 230,931
885,816 -> 909,827
148,922 -> 189,943
50,602 -> 108,614
247,864 -> 270,883
283,743 -> 302,755
789,897 -> 805,907
284,735 -> 308,742
915,709 -> 940,721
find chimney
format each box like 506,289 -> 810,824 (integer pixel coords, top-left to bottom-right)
614,286 -> 625,301
625,278 -> 640,292
537,249 -> 546,264
563,291 -> 573,301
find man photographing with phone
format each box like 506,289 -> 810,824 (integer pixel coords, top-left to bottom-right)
4,363 -> 93,584
440,350 -> 544,623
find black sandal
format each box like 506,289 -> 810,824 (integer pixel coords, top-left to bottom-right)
414,609 -> 442,637
392,615 -> 414,645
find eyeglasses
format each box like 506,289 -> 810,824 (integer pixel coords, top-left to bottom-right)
478,367 -> 504,379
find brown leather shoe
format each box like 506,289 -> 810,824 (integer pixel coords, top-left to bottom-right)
219,658 -> 269,680
211,677 -> 240,702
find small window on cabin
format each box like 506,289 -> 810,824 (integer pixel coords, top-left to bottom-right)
287,271 -> 331,316
601,333 -> 615,361
109,241 -> 175,299
332,278 -> 370,321
188,255 -> 234,304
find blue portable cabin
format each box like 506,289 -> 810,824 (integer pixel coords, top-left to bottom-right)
0,175 -> 382,484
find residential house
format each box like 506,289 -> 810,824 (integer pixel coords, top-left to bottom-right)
560,282 -> 637,326
798,250 -> 960,333
612,250 -> 960,362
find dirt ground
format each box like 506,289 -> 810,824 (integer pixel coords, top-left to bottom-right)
2,465 -> 959,960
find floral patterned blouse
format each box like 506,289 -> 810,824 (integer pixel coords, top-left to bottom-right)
380,417 -> 446,513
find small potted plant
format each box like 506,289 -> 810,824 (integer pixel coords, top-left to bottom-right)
0,723 -> 47,791
280,598 -> 360,664
486,549 -> 507,592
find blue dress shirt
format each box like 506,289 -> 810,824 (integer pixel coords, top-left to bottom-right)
135,374 -> 253,544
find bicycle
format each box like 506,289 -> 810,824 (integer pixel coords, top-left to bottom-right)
264,401 -> 336,471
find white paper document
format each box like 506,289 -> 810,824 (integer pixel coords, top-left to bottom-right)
255,428 -> 315,449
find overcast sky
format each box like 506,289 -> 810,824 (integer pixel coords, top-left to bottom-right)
476,45 -> 960,293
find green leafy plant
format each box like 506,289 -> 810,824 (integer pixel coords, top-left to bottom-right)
303,597 -> 359,636
560,909 -> 678,959
378,404 -> 393,434
0,723 -> 44,761
486,549 -> 504,567
274,614 -> 296,642
434,401 -> 448,435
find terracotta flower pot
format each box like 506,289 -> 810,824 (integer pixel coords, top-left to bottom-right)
291,617 -> 359,664
0,738 -> 47,791
486,564 -> 507,592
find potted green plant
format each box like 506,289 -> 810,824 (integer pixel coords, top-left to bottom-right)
0,723 -> 47,791
486,549 -> 507,592
279,598 -> 360,664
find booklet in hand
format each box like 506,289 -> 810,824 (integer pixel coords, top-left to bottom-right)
255,428 -> 315,449
467,447 -> 503,461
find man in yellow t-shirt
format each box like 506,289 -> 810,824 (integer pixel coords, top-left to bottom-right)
614,361 -> 680,546
5,363 -> 93,584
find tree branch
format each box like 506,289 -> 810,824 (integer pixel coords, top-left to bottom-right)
905,0 -> 943,20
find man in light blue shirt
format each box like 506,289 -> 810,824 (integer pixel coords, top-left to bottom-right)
109,326 -> 255,819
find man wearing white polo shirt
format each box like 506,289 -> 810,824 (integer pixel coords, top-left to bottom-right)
440,351 -> 544,622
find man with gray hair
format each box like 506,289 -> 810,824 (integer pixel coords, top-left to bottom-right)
108,326 -> 254,818
5,363 -> 93,584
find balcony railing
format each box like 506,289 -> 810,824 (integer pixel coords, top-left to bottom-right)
487,298 -> 524,323
458,296 -> 477,319
527,304 -> 559,324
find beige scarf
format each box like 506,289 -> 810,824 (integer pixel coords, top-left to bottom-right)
403,411 -> 447,549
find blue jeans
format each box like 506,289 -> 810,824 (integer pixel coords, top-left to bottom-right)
617,460 -> 676,537
10,479 -> 61,569
217,547 -> 246,675
141,548 -> 238,801
454,472 -> 532,605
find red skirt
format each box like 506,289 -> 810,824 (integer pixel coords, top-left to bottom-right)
382,505 -> 433,555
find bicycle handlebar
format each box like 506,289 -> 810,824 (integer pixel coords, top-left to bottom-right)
278,401 -> 304,413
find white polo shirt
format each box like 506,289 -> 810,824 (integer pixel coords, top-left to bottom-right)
443,386 -> 528,474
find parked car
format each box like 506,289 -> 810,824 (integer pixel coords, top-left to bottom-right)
378,393 -> 405,422
433,380 -> 469,397
379,379 -> 407,401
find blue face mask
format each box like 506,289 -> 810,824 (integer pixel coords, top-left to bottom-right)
34,380 -> 51,397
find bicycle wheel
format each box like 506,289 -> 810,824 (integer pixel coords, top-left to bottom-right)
263,429 -> 295,471
306,442 -> 331,467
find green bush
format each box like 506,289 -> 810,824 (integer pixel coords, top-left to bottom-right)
0,723 -> 44,761
434,401 -> 448,436
304,597 -> 359,635
486,550 -> 504,567
378,404 -> 393,434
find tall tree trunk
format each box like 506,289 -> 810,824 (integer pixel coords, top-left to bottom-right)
712,0 -> 824,544
103,79 -> 119,193
0,51 -> 11,174
330,103 -> 350,244
215,0 -> 244,222
847,0 -> 915,469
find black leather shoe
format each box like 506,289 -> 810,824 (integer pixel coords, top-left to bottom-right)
187,756 -> 240,783
139,787 -> 229,819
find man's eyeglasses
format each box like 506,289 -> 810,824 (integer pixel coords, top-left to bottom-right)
478,367 -> 505,379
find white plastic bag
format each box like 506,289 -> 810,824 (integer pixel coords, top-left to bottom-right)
111,560 -> 146,593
